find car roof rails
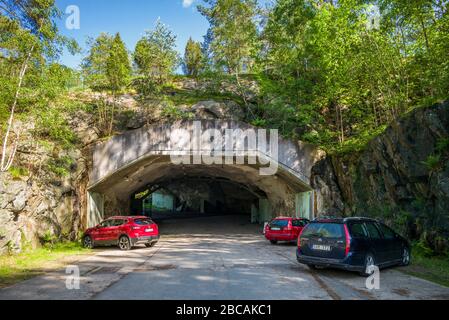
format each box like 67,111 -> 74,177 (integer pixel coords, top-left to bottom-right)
312,215 -> 341,221
342,217 -> 379,222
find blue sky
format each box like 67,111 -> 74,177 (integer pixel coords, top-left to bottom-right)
55,0 -> 209,70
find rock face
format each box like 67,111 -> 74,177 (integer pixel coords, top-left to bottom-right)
311,101 -> 449,251
310,157 -> 345,215
0,119 -> 89,255
190,101 -> 245,120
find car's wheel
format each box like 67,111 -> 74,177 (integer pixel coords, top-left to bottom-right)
118,236 -> 132,251
83,236 -> 94,249
401,247 -> 411,266
270,240 -> 278,245
145,242 -> 156,248
360,253 -> 376,277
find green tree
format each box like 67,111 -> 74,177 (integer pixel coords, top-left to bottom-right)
106,33 -> 131,93
256,0 -> 449,151
82,33 -> 114,92
0,0 -> 78,171
198,0 -> 260,76
183,38 -> 204,77
82,32 -> 131,136
133,20 -> 179,86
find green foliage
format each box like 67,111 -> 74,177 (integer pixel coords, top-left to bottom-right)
163,86 -> 245,106
250,118 -> 268,128
252,0 -> 449,153
82,33 -> 113,91
0,1 -> 80,172
34,107 -> 77,149
160,99 -> 194,120
422,138 -> 449,172
422,154 -> 442,171
46,155 -> 75,177
0,240 -> 90,288
133,20 -> 180,88
40,231 -> 58,248
82,32 -> 131,93
183,38 -> 204,77
415,240 -> 436,258
106,33 -> 132,93
436,138 -> 449,154
198,0 -> 259,75
8,166 -> 29,179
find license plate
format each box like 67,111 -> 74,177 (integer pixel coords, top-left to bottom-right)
271,227 -> 281,231
312,245 -> 331,251
145,228 -> 154,232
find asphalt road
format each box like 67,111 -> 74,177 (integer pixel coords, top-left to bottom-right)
1,215 -> 449,300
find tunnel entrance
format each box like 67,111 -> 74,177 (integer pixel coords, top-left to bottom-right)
86,120 -> 322,229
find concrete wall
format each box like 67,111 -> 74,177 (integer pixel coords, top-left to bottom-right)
89,120 -> 324,189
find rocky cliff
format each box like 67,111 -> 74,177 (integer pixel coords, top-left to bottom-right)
313,101 -> 449,252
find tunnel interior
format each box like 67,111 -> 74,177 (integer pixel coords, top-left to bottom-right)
87,156 -> 315,228
130,176 -> 266,219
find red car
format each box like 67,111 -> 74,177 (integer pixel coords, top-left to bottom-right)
265,217 -> 310,245
82,216 -> 159,251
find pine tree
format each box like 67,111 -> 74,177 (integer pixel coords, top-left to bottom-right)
183,38 -> 204,77
106,33 -> 132,93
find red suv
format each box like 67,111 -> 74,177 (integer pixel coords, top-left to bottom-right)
82,216 -> 159,251
265,217 -> 310,244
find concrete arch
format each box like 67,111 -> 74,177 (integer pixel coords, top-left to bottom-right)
87,120 -> 324,227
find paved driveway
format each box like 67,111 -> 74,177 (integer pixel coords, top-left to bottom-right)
1,216 -> 449,300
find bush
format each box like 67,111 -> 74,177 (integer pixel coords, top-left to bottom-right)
46,156 -> 75,177
414,240 -> 435,258
8,166 -> 29,179
40,231 -> 58,249
34,108 -> 78,149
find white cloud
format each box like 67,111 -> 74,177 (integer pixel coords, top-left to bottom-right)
182,0 -> 195,8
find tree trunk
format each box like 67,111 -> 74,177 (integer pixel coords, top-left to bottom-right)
0,44 -> 35,172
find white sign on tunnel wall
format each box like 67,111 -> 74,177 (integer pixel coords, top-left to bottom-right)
169,121 -> 279,176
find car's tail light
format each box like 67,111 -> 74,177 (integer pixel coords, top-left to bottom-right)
297,227 -> 306,249
344,224 -> 351,257
131,226 -> 141,230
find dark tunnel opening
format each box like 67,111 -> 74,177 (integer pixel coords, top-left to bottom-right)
129,176 -> 267,222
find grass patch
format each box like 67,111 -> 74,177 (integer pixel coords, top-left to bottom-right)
401,245 -> 449,288
162,87 -> 245,106
0,242 -> 91,289
8,166 -> 29,180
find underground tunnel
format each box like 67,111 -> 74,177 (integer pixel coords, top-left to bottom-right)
86,120 -> 322,229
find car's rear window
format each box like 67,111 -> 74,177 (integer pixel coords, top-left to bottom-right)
301,223 -> 344,239
293,219 -> 308,227
133,218 -> 153,225
270,219 -> 289,228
